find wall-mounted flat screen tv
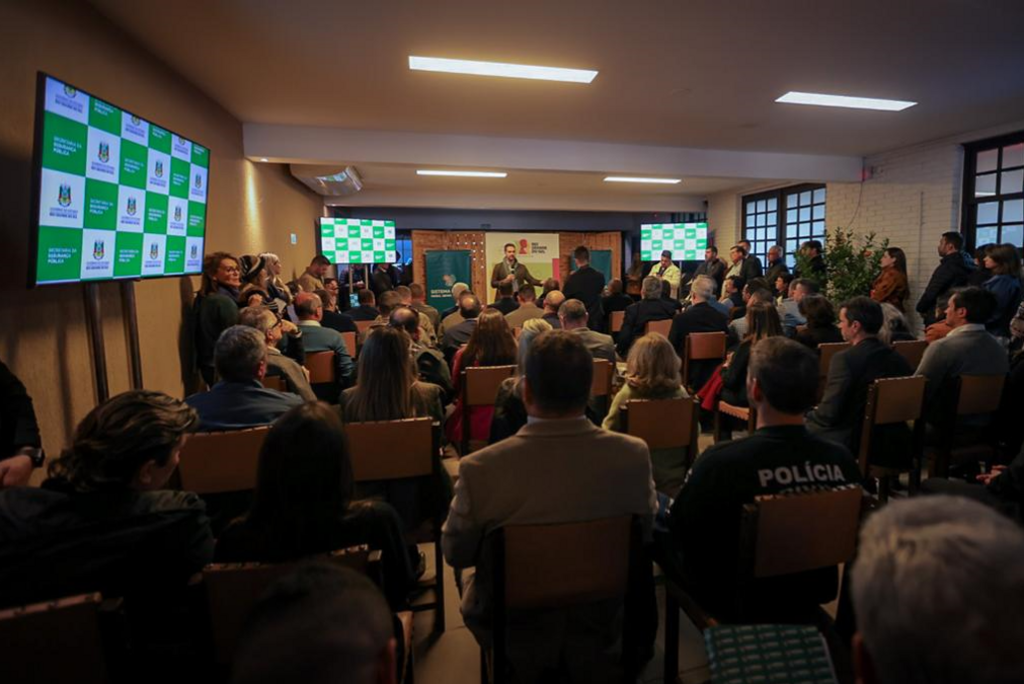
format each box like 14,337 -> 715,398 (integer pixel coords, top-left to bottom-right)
640,222 -> 708,261
30,73 -> 210,286
319,217 -> 397,264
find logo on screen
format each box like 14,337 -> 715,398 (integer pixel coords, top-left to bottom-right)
150,243 -> 159,259
155,161 -> 164,178
64,85 -> 76,98
131,115 -> 141,126
127,197 -> 137,216
194,174 -> 203,189
98,142 -> 109,163
58,184 -> 72,207
518,238 -> 530,255
173,206 -> 182,222
190,245 -> 198,259
93,240 -> 105,260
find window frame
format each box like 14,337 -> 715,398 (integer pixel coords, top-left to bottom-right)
961,131 -> 1024,253
742,183 -> 827,269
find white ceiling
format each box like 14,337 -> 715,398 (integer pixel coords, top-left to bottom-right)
89,0 -> 1024,209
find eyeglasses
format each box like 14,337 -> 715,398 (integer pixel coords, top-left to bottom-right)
220,265 -> 241,274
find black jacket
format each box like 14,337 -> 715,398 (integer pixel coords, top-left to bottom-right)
794,325 -> 844,350
563,265 -> 606,332
488,297 -> 520,316
764,259 -> 790,287
370,268 -> 395,299
916,251 -> 976,322
0,361 -> 40,461
695,259 -> 727,290
616,298 -> 678,356
602,293 -> 635,315
349,304 -> 381,321
321,309 -> 358,334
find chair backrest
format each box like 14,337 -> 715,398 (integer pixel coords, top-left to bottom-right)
343,417 -> 438,481
622,396 -> 699,452
857,376 -> 926,474
261,375 -> 286,392
177,426 -> 270,494
892,339 -> 927,370
355,319 -> 374,334
645,319 -> 673,337
305,350 -> 336,384
462,365 -> 517,406
610,310 -> 625,333
817,342 -> 850,379
956,374 -> 1005,416
591,359 -> 613,397
203,546 -> 372,665
0,593 -> 108,684
686,331 -> 727,361
341,331 -> 357,359
740,486 -> 862,580
489,516 -> 633,611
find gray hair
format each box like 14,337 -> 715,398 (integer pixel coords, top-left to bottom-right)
558,299 -> 588,324
851,496 -> 1024,684
517,318 -> 553,374
259,252 -> 281,268
238,306 -> 277,335
878,302 -> 909,346
214,325 -> 268,382
641,276 -> 662,300
451,282 -> 468,301
691,275 -> 716,301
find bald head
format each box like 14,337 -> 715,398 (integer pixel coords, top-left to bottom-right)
388,306 -> 420,340
294,292 -> 322,321
543,290 -> 565,314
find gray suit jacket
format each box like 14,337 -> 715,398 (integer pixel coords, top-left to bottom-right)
917,325 -> 1009,424
569,327 -> 617,364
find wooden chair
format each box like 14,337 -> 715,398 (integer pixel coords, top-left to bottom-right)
682,331 -> 727,392
481,516 -> 639,684
0,593 -> 110,684
713,400 -> 757,443
816,342 -> 851,402
857,376 -> 927,502
591,358 -> 614,397
645,319 -> 673,338
305,350 -> 336,384
341,331 -> 358,359
460,365 -> 517,456
177,426 -> 270,494
892,339 -> 927,370
355,319 -> 375,335
621,396 -> 700,472
663,486 -> 864,683
261,374 -> 286,391
610,310 -> 625,334
930,374 -> 1006,478
344,417 -> 447,633
202,546 -> 381,666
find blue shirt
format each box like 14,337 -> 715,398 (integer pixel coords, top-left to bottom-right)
185,380 -> 303,431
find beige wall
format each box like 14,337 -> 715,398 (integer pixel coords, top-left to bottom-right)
0,0 -> 323,468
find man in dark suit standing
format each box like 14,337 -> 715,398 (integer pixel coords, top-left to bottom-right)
616,276 -> 679,357
763,245 -> 789,287
563,246 -> 606,333
738,240 -> 764,280
490,242 -> 542,300
694,246 -> 727,294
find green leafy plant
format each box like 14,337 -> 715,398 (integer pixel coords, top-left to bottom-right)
794,227 -> 889,304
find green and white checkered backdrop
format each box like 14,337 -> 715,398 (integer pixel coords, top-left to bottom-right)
640,222 -> 708,261
319,218 -> 397,265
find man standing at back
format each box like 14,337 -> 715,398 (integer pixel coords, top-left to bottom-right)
294,293 -> 355,392
694,246 -> 727,293
738,240 -> 764,279
297,255 -> 331,293
916,231 -> 976,325
563,246 -> 606,333
443,331 -> 656,682
763,244 -> 789,286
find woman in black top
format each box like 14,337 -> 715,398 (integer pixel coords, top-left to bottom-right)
720,301 -> 783,407
794,295 -> 843,350
215,402 -> 415,610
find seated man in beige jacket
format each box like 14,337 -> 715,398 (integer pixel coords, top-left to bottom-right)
443,330 -> 657,683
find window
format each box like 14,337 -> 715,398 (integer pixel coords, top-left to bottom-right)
742,185 -> 826,269
963,132 -> 1024,251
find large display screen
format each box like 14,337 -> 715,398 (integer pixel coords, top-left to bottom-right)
319,217 -> 397,264
30,74 -> 209,286
640,222 -> 708,261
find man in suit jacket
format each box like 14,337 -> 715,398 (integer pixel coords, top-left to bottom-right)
487,281 -> 520,315
295,293 -> 356,395
560,298 -> 617,422
490,242 -> 542,300
915,232 -> 976,325
409,283 -> 441,331
390,306 -> 454,403
916,287 -> 1009,427
763,244 -> 789,287
668,276 -> 729,390
313,289 -> 357,334
563,246 -> 606,332
616,276 -> 678,356
441,293 -> 482,361
369,263 -> 395,299
726,244 -> 761,283
348,289 -> 381,321
647,250 -> 682,298
807,297 -> 913,466
694,246 -> 727,294
505,285 -> 545,328
602,279 -> 634,316
540,290 -> 564,329
443,331 -> 657,682
738,240 -> 764,280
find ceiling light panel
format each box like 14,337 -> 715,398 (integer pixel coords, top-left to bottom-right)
775,91 -> 917,111
417,170 -> 508,178
409,56 -> 597,84
604,176 -> 682,184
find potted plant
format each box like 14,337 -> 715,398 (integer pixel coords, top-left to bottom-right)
794,227 -> 889,303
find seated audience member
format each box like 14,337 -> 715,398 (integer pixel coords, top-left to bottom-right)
194,251 -> 242,386
922,440 -> 1024,523
604,334 -> 691,496
878,302 -> 916,345
447,309 -> 517,448
439,287 -> 474,337
314,288 -> 357,334
239,307 -> 316,402
617,276 -> 678,356
231,564 -> 398,684
727,283 -> 774,343
215,402 -> 415,609
849,496 -> 1024,684
0,391 -> 213,608
539,277 -> 561,308
489,318 -> 553,444
669,337 -> 861,617
323,277 -> 341,309
1012,299 -> 1024,351
666,275 -> 729,389
559,298 -> 617,421
488,281 -> 520,315
349,289 -> 381,322
186,326 -> 304,430
395,285 -> 438,345
923,291 -> 954,342
389,306 -> 453,402
602,278 -> 635,317
540,289 -> 565,329
443,331 -> 657,682
439,282 -> 469,324
982,243 -> 1023,338
649,250 -> 682,299
779,277 -> 819,334
721,301 -> 784,409
916,288 -> 1008,427
774,271 -> 795,303
359,290 -> 404,344
806,297 -> 913,465
297,254 -> 331,293
660,278 -> 682,309
720,275 -> 746,317
409,282 -> 441,331
0,359 -> 42,489
295,293 -> 356,392
504,284 -> 544,328
441,292 -> 483,359
793,294 -> 843,350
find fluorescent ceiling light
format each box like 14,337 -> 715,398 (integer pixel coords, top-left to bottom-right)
417,170 -> 507,178
258,157 -> 268,162
409,55 -> 597,84
775,91 -> 917,112
604,176 -> 682,184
